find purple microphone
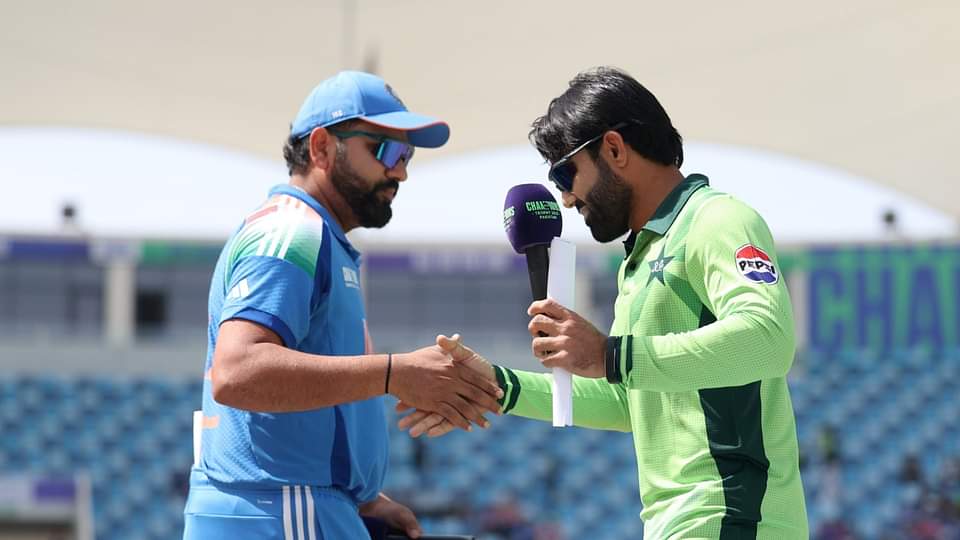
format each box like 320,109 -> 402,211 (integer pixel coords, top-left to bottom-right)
504,184 -> 563,301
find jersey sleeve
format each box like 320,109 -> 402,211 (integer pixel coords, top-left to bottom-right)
219,211 -> 327,348
494,366 -> 631,432
613,196 -> 796,392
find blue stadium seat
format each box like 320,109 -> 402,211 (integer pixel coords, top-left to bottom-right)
1,349 -> 957,539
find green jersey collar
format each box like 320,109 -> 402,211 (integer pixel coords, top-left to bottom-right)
641,174 -> 709,235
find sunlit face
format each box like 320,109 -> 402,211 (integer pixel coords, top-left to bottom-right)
329,122 -> 410,228
560,151 -> 632,243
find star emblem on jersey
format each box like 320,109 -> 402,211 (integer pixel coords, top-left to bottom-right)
647,246 -> 675,285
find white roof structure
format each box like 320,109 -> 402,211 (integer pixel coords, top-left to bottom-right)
3,1 -> 958,222
1,127 -> 954,246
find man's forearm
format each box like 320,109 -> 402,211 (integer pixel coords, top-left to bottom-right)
612,312 -> 794,392
212,341 -> 389,412
496,366 -> 632,432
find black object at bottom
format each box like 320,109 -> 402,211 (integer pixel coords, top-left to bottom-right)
524,244 -> 550,302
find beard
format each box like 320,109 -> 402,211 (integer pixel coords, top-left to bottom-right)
577,156 -> 632,243
331,147 -> 399,229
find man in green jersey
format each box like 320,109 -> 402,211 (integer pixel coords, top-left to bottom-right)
400,67 -> 808,539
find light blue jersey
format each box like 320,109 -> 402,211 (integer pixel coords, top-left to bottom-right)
185,67 -> 453,539
193,184 -> 388,504
185,469 -> 369,540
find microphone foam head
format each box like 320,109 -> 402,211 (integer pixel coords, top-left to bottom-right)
503,183 -> 563,253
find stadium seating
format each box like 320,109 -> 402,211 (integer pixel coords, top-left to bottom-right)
1,347 -> 958,539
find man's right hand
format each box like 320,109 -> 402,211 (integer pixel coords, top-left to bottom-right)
389,337 -> 502,432
396,334 -> 500,437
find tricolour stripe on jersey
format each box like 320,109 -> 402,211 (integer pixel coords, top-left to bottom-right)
277,203 -> 307,260
244,203 -> 278,224
696,305 -> 769,539
226,195 -> 324,282
256,196 -> 290,257
262,197 -> 296,257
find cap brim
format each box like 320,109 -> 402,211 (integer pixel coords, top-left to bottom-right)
362,111 -> 450,148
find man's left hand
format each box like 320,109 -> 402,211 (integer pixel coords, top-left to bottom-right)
528,298 -> 607,378
359,493 -> 421,539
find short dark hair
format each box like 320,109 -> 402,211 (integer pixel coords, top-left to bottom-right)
281,120 -> 358,176
282,133 -> 312,176
529,67 -> 683,168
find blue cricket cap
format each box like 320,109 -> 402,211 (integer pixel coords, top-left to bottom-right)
290,71 -> 450,148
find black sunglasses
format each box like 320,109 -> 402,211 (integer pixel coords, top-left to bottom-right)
547,121 -> 637,192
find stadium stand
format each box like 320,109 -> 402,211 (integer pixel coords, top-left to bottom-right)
2,347 -> 959,539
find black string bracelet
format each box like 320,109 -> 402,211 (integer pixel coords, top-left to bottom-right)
385,353 -> 393,394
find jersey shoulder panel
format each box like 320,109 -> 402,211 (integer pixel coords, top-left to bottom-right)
689,191 -> 767,235
227,194 -> 326,279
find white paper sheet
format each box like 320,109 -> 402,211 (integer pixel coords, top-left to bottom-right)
547,238 -> 576,427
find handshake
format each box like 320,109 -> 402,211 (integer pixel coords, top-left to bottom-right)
389,334 -> 497,439
390,297 -> 609,439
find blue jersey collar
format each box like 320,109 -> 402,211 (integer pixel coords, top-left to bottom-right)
269,184 -> 361,263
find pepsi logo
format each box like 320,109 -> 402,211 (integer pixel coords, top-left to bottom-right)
735,245 -> 778,284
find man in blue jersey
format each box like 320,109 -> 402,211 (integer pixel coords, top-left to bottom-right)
183,71 -> 504,540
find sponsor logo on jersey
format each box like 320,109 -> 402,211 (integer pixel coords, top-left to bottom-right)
735,244 -> 778,284
227,278 -> 250,299
342,267 -> 361,289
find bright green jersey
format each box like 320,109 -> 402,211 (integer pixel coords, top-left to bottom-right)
494,175 -> 807,539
